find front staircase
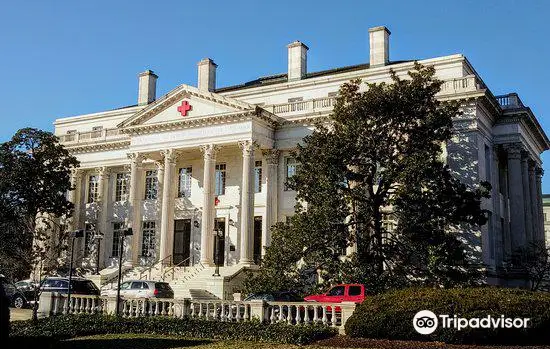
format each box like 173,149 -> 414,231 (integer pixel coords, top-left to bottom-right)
93,262 -> 257,300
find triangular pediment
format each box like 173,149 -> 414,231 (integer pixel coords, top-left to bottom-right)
118,84 -> 255,128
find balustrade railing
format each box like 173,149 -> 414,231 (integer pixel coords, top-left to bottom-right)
58,128 -> 127,144
38,292 -> 356,334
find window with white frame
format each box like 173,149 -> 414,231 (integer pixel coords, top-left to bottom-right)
87,175 -> 99,203
115,173 -> 129,202
112,222 -> 123,257
141,221 -> 156,257
284,157 -> 298,191
144,170 -> 158,200
178,167 -> 192,198
215,163 -> 226,196
254,160 -> 262,193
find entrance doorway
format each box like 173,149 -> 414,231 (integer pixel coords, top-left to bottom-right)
173,219 -> 191,266
253,216 -> 262,264
214,218 -> 226,266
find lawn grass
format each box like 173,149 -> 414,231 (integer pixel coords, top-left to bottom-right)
8,333 -> 340,349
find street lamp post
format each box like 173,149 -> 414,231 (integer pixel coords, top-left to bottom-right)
94,230 -> 104,275
212,223 -> 223,277
67,229 -> 84,312
115,227 -> 133,316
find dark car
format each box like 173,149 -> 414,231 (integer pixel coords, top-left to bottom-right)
15,279 -> 39,303
0,275 -> 29,308
243,291 -> 302,302
41,277 -> 100,296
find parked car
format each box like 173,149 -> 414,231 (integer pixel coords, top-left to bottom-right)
15,279 -> 39,303
41,277 -> 100,296
303,284 -> 366,304
0,275 -> 30,308
101,280 -> 174,299
243,291 -> 302,302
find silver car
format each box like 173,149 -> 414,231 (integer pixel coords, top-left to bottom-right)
102,280 -> 174,299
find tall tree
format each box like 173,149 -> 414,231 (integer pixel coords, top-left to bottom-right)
0,128 -> 79,280
244,64 -> 489,294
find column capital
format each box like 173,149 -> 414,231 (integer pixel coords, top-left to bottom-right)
200,144 -> 220,161
127,152 -> 145,164
262,149 -> 280,165
160,149 -> 178,165
535,166 -> 544,178
238,140 -> 257,156
70,168 -> 82,179
504,143 -> 523,159
96,166 -> 111,178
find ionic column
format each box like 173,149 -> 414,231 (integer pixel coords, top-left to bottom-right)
535,167 -> 545,242
159,149 -> 177,265
262,149 -> 280,255
200,144 -> 219,266
97,166 -> 110,269
128,153 -> 144,265
521,152 -> 533,244
491,146 -> 504,267
239,140 -> 255,265
505,143 -> 526,250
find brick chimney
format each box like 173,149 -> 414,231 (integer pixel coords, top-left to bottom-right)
197,58 -> 217,92
369,26 -> 391,67
137,70 -> 158,106
287,41 -> 308,81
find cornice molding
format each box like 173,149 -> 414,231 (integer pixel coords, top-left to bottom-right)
65,140 -> 130,154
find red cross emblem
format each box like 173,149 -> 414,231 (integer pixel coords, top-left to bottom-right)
177,101 -> 192,116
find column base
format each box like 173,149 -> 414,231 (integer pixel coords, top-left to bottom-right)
238,259 -> 255,267
200,259 -> 214,267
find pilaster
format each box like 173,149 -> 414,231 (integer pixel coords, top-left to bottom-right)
262,149 -> 280,255
97,166 -> 110,269
521,152 -> 533,244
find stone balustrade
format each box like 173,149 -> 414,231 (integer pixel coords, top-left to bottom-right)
58,128 -> 128,144
38,292 -> 356,334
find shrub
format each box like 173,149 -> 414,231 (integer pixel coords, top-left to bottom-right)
10,314 -> 336,345
345,287 -> 550,345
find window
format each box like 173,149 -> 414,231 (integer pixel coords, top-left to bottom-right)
141,221 -> 156,257
112,222 -> 124,257
119,281 -> 131,290
284,157 -> 298,191
84,223 -> 94,257
215,163 -> 226,196
254,160 -> 262,193
131,281 -> 148,289
144,170 -> 158,200
349,286 -> 362,296
115,173 -> 129,202
288,97 -> 303,103
178,167 -> 192,198
87,175 -> 99,203
545,213 -> 548,222
327,286 -> 345,296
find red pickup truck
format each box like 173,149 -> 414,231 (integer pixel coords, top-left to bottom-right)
303,284 -> 366,304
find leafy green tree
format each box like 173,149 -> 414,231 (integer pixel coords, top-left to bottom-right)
0,128 -> 79,281
244,64 -> 489,295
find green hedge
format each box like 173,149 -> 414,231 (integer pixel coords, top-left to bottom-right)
345,287 -> 550,345
10,314 -> 336,345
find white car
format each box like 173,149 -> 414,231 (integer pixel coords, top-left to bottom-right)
101,280 -> 174,299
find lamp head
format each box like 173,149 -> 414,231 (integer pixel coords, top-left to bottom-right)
73,229 -> 84,238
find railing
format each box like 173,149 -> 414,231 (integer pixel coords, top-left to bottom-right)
496,93 -> 524,109
268,76 -> 483,116
38,293 -> 357,334
162,256 -> 191,281
139,255 -> 173,280
58,128 -> 128,144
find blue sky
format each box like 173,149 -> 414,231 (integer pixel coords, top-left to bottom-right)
1,0 -> 549,190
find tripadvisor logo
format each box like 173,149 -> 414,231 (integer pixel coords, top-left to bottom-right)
413,310 -> 530,335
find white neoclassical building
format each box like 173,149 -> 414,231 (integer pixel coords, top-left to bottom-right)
54,26 -> 548,297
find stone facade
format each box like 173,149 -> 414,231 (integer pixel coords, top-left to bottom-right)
53,26 -> 548,289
